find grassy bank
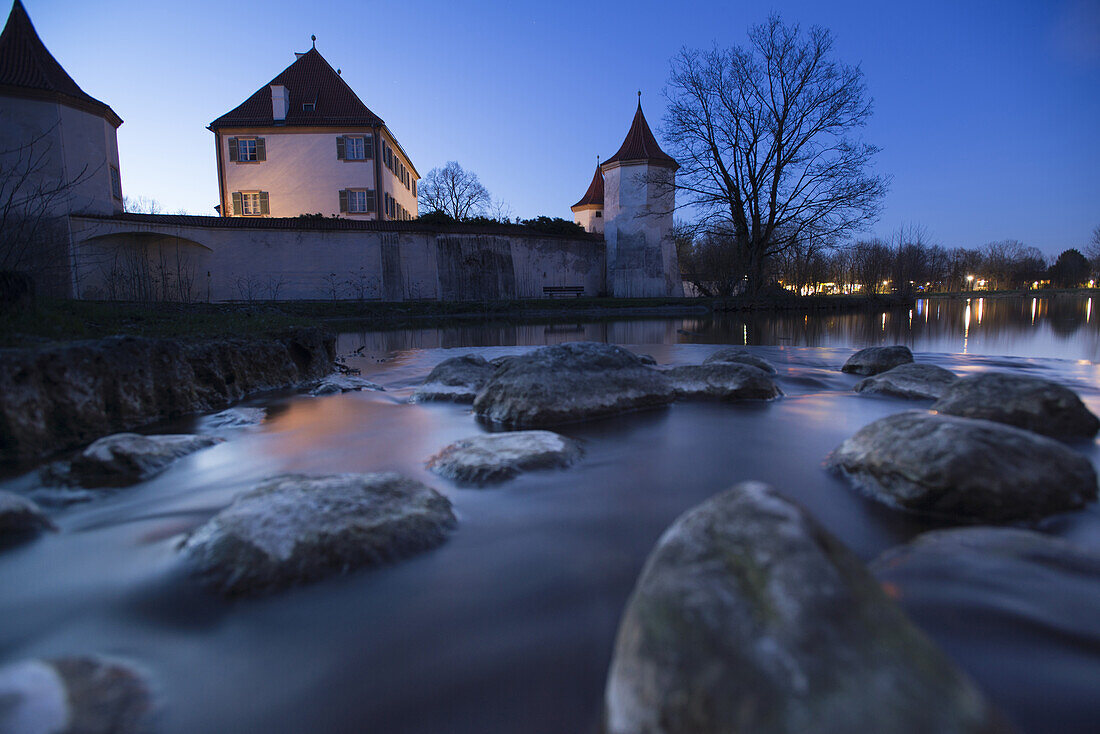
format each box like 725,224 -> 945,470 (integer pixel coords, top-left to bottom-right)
3,293 -> 916,348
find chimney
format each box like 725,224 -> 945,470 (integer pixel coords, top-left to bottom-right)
270,85 -> 289,122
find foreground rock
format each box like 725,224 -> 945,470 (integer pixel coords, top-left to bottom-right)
827,411 -> 1097,522
68,433 -> 223,487
702,347 -> 777,374
604,482 -> 1010,734
474,343 -> 673,427
413,354 -> 496,403
854,363 -> 958,400
0,656 -> 151,734
0,328 -> 334,466
427,431 -> 581,484
200,406 -> 266,431
932,372 -> 1100,439
872,527 -> 1100,733
310,374 -> 383,396
841,345 -> 914,375
180,472 -> 456,596
0,490 -> 54,544
661,363 -> 782,401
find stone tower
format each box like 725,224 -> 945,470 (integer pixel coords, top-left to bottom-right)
571,159 -> 604,234
600,98 -> 682,297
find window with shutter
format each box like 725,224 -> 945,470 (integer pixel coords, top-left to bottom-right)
231,191 -> 242,215
344,136 -> 365,160
336,136 -> 346,160
364,133 -> 374,158
339,189 -> 348,213
366,189 -> 376,212
237,138 -> 257,162
258,191 -> 269,214
228,137 -> 238,162
255,138 -> 266,161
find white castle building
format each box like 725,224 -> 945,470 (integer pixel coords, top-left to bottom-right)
572,99 -> 683,297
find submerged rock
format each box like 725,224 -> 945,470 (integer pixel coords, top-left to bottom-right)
427,431 -> 581,484
69,433 -> 224,487
473,343 -> 674,427
702,347 -> 777,374
180,472 -> 456,596
841,345 -> 914,376
661,363 -> 782,401
0,656 -> 151,734
200,406 -> 266,431
413,354 -> 496,403
0,490 -> 54,544
826,411 -> 1097,522
310,374 -> 383,396
932,372 -> 1100,439
604,482 -> 1010,734
854,363 -> 958,400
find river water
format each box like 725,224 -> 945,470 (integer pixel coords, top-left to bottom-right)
2,294 -> 1098,733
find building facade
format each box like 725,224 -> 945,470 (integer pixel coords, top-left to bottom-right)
209,45 -> 418,221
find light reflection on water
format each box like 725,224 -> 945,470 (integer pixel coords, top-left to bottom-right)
0,295 -> 1098,734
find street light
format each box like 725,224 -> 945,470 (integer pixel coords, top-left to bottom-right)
966,274 -> 974,292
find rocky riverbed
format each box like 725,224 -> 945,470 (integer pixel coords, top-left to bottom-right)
0,334 -> 1098,734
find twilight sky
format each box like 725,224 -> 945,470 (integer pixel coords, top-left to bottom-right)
24,0 -> 1100,255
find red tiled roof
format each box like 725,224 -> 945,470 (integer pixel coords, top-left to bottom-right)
0,0 -> 121,126
571,162 -> 604,209
210,47 -> 383,129
603,102 -> 677,169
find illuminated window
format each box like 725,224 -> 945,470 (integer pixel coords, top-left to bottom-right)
240,192 -> 261,215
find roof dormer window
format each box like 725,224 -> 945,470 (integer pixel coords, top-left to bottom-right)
302,102 -> 315,111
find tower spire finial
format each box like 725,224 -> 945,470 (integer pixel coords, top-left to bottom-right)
311,34 -> 316,49
637,90 -> 642,107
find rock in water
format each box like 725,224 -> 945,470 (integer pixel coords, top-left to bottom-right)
604,482 -> 1011,734
180,472 -> 456,596
932,372 -> 1100,439
310,374 -> 383,396
0,656 -> 151,734
854,363 -> 958,400
661,363 -> 782,401
841,345 -> 914,375
0,490 -> 54,545
69,433 -> 224,487
427,431 -> 581,484
473,343 -> 673,427
413,354 -> 496,403
702,347 -> 777,374
200,407 -> 266,431
826,411 -> 1097,522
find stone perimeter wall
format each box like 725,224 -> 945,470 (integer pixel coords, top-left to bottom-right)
67,217 -> 606,302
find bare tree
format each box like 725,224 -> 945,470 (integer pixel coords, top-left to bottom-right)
663,16 -> 889,294
1086,224 -> 1100,277
417,161 -> 491,220
123,195 -> 163,214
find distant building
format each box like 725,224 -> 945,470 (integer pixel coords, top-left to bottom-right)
209,44 -> 419,221
0,0 -> 124,293
572,99 -> 682,297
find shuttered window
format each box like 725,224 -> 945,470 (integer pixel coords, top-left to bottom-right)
232,137 -> 265,163
234,191 -> 268,216
340,189 -> 375,214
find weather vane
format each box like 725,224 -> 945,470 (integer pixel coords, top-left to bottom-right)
311,34 -> 316,49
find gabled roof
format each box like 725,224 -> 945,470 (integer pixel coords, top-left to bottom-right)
571,161 -> 604,210
210,47 -> 384,129
0,0 -> 121,126
603,101 -> 677,170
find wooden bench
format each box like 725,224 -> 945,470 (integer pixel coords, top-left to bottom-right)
543,285 -> 585,298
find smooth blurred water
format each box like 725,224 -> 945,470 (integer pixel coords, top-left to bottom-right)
1,294 -> 1098,733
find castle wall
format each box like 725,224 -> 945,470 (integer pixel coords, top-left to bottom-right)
67,217 -> 604,302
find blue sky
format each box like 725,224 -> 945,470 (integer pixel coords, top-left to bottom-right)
24,0 -> 1100,255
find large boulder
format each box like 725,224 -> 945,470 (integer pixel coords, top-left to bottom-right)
604,482 -> 1011,734
0,490 -> 54,545
661,363 -> 782,401
0,656 -> 151,734
841,345 -> 914,376
826,411 -> 1097,522
310,374 -> 383,396
180,472 -> 456,597
473,343 -> 674,427
854,363 -> 958,400
702,347 -> 777,374
413,354 -> 496,403
932,372 -> 1100,439
871,527 -> 1100,733
69,433 -> 223,487
427,431 -> 581,484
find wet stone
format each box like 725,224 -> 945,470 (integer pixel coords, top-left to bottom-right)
604,482 -> 1011,734
0,490 -> 54,546
69,433 -> 224,487
854,363 -> 958,400
413,354 -> 496,403
661,363 -> 782,401
200,407 -> 266,431
427,430 -> 581,484
179,472 -> 456,597
841,345 -> 914,376
826,411 -> 1098,522
702,347 -> 777,374
310,374 -> 384,396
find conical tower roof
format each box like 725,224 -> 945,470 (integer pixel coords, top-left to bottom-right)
603,99 -> 676,170
571,161 -> 604,210
0,0 -> 121,126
